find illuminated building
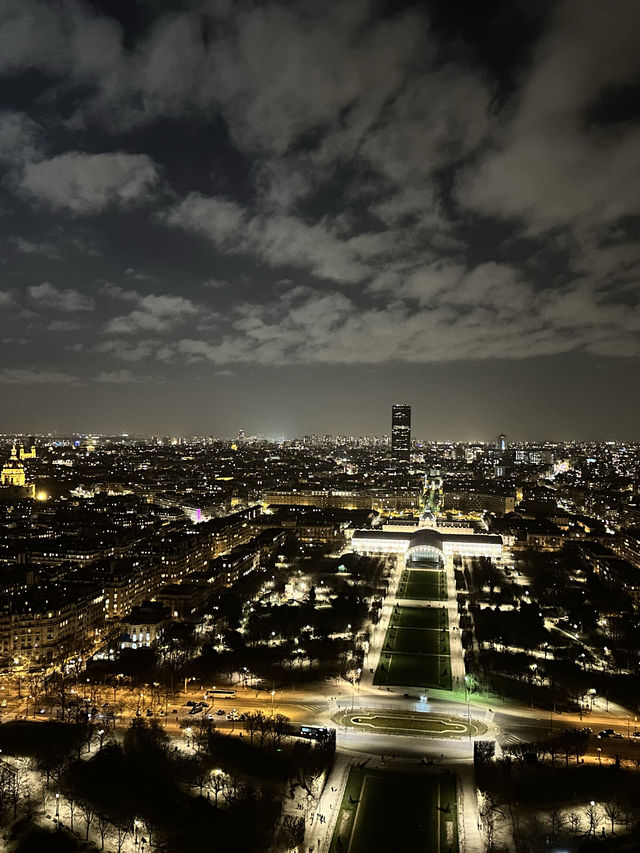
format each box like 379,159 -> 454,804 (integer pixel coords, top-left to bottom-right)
263,489 -> 423,513
0,444 -> 35,499
498,433 -> 507,452
19,437 -> 36,460
391,404 -> 411,461
351,525 -> 502,561
2,445 -> 26,487
442,489 -> 515,516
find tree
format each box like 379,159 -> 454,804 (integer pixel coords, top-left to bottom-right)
207,770 -> 225,805
584,802 -> 602,837
479,793 -> 503,852
112,815 -> 131,853
278,814 -> 305,849
257,712 -> 272,748
77,796 -> 96,841
244,711 -> 263,745
95,812 -> 111,851
66,793 -> 77,832
604,800 -> 621,835
5,764 -> 28,819
270,713 -> 290,748
548,807 -> 564,837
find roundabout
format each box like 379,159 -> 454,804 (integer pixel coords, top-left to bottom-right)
334,708 -> 486,739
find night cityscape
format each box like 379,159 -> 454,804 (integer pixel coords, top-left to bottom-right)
1,1 -> 640,852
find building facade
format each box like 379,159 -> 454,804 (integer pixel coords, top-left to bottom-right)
391,404 -> 411,461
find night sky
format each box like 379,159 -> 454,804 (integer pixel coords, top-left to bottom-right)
0,0 -> 639,439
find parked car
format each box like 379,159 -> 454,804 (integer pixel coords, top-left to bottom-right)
216,709 -> 225,716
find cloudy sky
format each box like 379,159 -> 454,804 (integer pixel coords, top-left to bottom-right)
0,0 -> 639,439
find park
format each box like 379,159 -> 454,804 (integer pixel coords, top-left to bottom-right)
374,606 -> 452,691
329,766 -> 458,853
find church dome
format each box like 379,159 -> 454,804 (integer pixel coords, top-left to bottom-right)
2,445 -> 26,487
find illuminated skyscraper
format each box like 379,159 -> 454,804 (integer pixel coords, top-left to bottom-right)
498,433 -> 507,452
391,404 -> 411,461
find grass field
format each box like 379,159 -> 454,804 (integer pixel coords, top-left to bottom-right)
329,767 -> 458,853
375,606 -> 452,689
384,626 -> 450,655
390,605 -> 448,630
397,569 -> 447,601
376,652 -> 452,690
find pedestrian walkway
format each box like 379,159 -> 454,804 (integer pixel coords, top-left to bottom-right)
303,752 -> 353,852
457,765 -> 484,853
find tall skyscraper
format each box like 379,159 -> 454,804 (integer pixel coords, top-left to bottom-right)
391,404 -> 411,461
498,433 -> 507,452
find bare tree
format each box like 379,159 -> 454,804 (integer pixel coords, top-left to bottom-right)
5,765 -> 28,819
95,812 -> 111,851
584,802 -> 602,837
604,800 -> 621,835
207,770 -> 226,805
548,807 -> 564,837
568,812 -> 581,834
67,794 -> 77,832
244,710 -> 263,745
618,797 -> 635,829
278,814 -> 305,850
270,713 -> 290,748
78,796 -> 96,840
222,774 -> 243,806
479,793 -> 504,853
257,712 -> 272,748
113,816 -> 131,853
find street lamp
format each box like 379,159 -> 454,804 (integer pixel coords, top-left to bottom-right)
270,690 -> 275,713
134,818 -> 141,845
55,792 -> 60,821
98,728 -> 105,750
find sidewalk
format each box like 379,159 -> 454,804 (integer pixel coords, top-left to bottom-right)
303,752 -> 353,853
457,765 -> 485,853
360,555 -> 404,692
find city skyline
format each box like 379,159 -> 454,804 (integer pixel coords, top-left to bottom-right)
0,0 -> 639,437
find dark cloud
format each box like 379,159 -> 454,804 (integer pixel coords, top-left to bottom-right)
0,0 -> 638,436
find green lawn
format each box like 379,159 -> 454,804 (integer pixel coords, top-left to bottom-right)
330,767 -> 458,853
384,626 -> 450,656
375,652 -> 452,690
376,606 -> 452,689
390,605 -> 448,631
397,570 -> 447,601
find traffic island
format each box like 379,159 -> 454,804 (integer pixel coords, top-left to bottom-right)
334,708 -> 486,739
